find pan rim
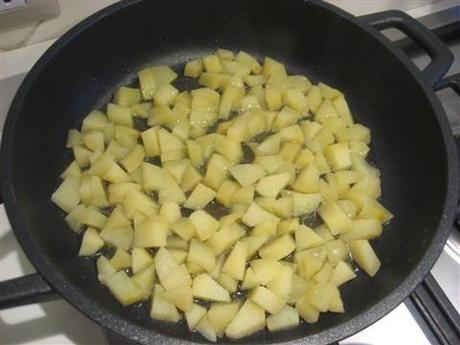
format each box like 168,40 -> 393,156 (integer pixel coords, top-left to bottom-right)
0,0 -> 457,344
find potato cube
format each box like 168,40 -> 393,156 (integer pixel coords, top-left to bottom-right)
207,222 -> 246,255
303,282 -> 336,312
255,134 -> 280,156
192,273 -> 230,302
107,103 -> 133,127
184,183 -> 216,210
196,315 -> 217,342
216,180 -> 239,207
325,143 -> 351,171
114,87 -> 141,107
277,218 -> 300,235
133,215 -> 168,248
250,286 -> 285,314
203,154 -> 231,190
109,248 -> 131,270
340,219 -> 382,241
188,239 -> 216,273
131,247 -> 154,274
259,234 -> 295,260
267,305 -> 299,332
82,110 -> 108,133
254,155 -> 285,173
82,131 -> 105,152
250,259 -> 282,285
291,164 -> 320,193
162,285 -> 193,313
267,265 -> 293,300
131,264 -> 155,299
329,260 -> 356,286
120,145 -> 145,173
229,164 -> 266,187
285,89 -> 308,113
104,271 -> 144,306
273,106 -> 300,130
184,303 -> 207,330
122,189 -> 158,219
288,192 -> 322,216
349,239 -> 381,276
155,248 -> 191,290
295,225 -> 324,251
184,58 -> 204,78
313,262 -> 334,283
150,284 -> 181,322
169,218 -> 194,241
255,172 -> 291,198
208,301 -> 241,337
295,295 -> 319,323
214,135 -> 242,163
225,300 -> 265,339
189,210 -> 220,241
222,241 -> 247,280
319,200 -> 352,235
242,202 -> 280,227
78,228 -> 104,256
51,176 -> 81,212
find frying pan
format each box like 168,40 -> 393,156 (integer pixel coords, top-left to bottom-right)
0,0 -> 458,344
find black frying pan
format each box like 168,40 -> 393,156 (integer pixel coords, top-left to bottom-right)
0,0 -> 458,344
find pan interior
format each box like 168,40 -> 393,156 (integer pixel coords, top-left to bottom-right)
5,0 -> 449,343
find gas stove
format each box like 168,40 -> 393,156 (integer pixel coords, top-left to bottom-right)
1,4 -> 459,345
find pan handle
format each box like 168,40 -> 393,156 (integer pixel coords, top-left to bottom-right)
0,273 -> 58,309
360,10 -> 453,88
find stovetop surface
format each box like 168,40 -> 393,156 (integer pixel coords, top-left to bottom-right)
1,5 -> 459,345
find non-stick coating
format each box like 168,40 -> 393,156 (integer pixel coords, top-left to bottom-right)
0,0 -> 457,344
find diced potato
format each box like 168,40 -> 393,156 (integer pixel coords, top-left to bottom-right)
109,248 -> 131,270
289,192 -> 322,216
273,106 -> 300,131
120,144 -> 145,173
241,268 -> 259,290
184,183 -> 216,210
208,301 -> 241,337
254,155 -> 285,174
250,286 -> 285,314
104,271 -> 144,306
189,210 -> 220,241
184,58 -> 204,78
181,164 -> 203,193
188,239 -> 216,273
222,241 -> 247,280
330,260 -> 356,286
150,284 -> 181,322
81,206 -> 107,229
295,225 -> 324,251
318,200 -> 352,235
203,54 -> 223,73
242,202 -> 280,227
325,143 -> 351,171
313,262 -> 334,283
142,163 -> 166,190
192,273 -> 231,302
267,305 -> 299,332
303,282 -> 336,312
184,303 -> 207,330
250,259 -> 282,285
132,264 -> 155,299
240,234 -> 269,260
114,87 -> 141,107
155,248 -> 191,290
133,215 -> 168,248
131,248 -> 154,274
318,82 -> 343,100
349,240 -> 381,276
122,189 -> 158,219
196,315 -> 217,342
100,224 -> 133,250
285,89 -> 308,113
216,180 -> 239,207
229,164 -> 266,187
207,222 -> 246,255
277,218 -> 300,235
295,295 -> 319,323
203,154 -> 231,191
251,220 -> 278,237
162,285 -> 193,313
51,176 -> 80,212
267,265 -> 293,300
340,219 -> 382,241
96,256 -> 117,282
170,218 -> 196,241
291,164 -> 320,193
225,300 -> 265,339
78,228 -> 104,256
259,234 -> 295,260
231,185 -> 254,205
255,172 -> 291,198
